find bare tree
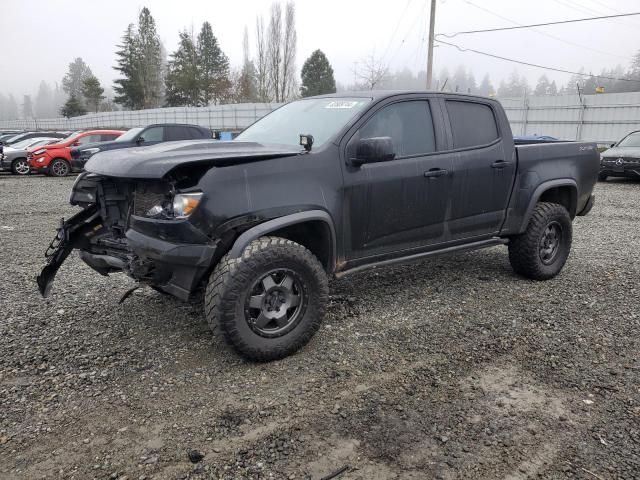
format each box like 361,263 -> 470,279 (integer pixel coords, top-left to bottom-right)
254,1 -> 298,102
267,3 -> 283,102
280,1 -> 297,101
255,17 -> 269,102
354,53 -> 389,90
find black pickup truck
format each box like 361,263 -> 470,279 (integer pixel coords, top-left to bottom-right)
38,92 -> 599,361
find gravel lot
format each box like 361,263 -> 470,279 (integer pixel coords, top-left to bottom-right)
0,173 -> 639,480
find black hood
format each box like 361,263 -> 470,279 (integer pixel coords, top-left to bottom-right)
85,140 -> 301,179
71,139 -> 127,157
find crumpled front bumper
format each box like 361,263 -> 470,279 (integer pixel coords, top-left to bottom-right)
124,228 -> 217,300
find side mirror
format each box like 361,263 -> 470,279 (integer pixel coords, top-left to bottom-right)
136,136 -> 145,145
72,140 -> 80,146
352,137 -> 395,166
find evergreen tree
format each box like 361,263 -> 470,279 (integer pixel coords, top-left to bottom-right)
165,31 -> 201,106
22,95 -> 34,119
452,65 -> 468,93
137,7 -> 164,108
235,26 -> 258,103
113,9 -> 164,109
35,81 -> 54,117
548,80 -> 558,95
114,24 -> 144,109
478,74 -> 495,97
236,61 -> 259,102
534,75 -> 551,95
62,57 -> 93,101
60,95 -> 87,118
197,21 -> 231,105
300,49 -> 336,97
81,75 -> 105,112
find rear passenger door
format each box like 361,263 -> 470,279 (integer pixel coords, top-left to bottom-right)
443,99 -> 516,240
341,97 -> 453,260
164,126 -> 191,141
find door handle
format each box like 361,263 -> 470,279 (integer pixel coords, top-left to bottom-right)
424,168 -> 448,178
491,160 -> 511,168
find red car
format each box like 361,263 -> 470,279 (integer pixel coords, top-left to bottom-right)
29,129 -> 125,176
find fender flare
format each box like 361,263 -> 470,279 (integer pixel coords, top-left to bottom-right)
228,209 -> 337,268
520,179 -> 577,232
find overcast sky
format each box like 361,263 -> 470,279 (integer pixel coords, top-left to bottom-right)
2,0 -> 639,98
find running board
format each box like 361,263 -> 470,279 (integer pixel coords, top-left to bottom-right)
335,238 -> 509,278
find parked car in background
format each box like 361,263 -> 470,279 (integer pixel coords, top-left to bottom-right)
29,130 -> 125,177
514,134 -> 559,142
599,130 -> 640,181
1,131 -> 69,146
0,137 -> 61,175
70,124 -> 213,170
0,131 -> 70,157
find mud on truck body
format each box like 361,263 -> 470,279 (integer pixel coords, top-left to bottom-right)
38,91 -> 599,361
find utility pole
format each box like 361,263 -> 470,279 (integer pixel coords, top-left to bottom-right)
426,0 -> 437,89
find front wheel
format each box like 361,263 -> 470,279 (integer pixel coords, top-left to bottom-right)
11,158 -> 30,175
598,172 -> 608,181
508,202 -> 572,280
205,237 -> 328,361
49,158 -> 70,177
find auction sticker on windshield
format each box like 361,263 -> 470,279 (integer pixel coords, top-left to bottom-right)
325,101 -> 359,109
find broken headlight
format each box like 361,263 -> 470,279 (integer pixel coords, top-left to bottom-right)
143,192 -> 203,219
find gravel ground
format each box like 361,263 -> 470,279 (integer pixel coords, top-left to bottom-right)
0,173 -> 639,480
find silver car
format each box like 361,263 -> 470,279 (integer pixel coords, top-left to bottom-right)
0,137 -> 60,175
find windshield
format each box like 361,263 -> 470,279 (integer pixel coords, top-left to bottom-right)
11,138 -> 42,149
236,97 -> 372,148
115,127 -> 144,142
617,132 -> 640,147
57,131 -> 83,143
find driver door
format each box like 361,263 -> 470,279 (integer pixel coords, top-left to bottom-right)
341,97 -> 453,261
137,126 -> 164,146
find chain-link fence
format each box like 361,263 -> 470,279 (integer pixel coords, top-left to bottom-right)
499,91 -> 640,143
0,103 -> 281,131
2,93 -> 640,143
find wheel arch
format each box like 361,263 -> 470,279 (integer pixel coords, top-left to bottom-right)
228,210 -> 337,273
519,180 -> 577,233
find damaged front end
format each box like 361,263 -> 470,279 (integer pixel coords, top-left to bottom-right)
37,172 -> 214,299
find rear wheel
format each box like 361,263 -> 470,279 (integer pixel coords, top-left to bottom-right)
49,158 -> 70,177
508,202 -> 572,280
205,237 -> 328,361
11,158 -> 30,175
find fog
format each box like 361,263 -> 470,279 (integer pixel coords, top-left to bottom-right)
2,0 -> 639,102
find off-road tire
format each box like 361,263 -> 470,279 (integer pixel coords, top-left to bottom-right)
205,236 -> 328,361
508,202 -> 572,280
49,158 -> 70,177
11,158 -> 30,175
598,172 -> 608,181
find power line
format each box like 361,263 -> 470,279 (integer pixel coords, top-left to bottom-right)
380,0 -> 414,66
439,10 -> 640,37
435,38 -> 640,83
456,0 -> 631,60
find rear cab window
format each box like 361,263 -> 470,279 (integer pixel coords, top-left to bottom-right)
445,100 -> 499,149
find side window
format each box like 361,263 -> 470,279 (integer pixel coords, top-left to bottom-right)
446,100 -> 499,149
165,126 -> 190,141
355,100 -> 436,158
77,134 -> 101,145
101,134 -> 120,141
141,127 -> 164,142
189,127 -> 207,139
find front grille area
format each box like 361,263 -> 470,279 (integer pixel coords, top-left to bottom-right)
132,182 -> 171,216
